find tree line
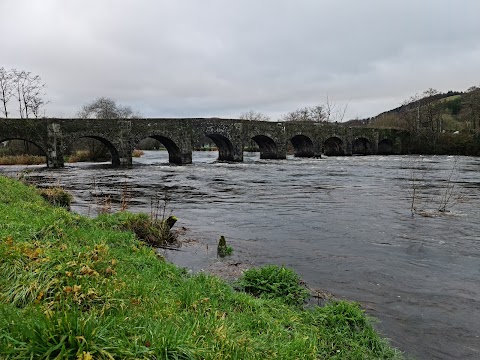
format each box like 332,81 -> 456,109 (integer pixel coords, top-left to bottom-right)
370,87 -> 480,155
372,87 -> 480,133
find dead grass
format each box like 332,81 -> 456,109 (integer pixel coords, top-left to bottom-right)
67,150 -> 93,163
0,155 -> 46,165
132,149 -> 144,157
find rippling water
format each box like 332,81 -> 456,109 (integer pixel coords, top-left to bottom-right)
2,152 -> 479,359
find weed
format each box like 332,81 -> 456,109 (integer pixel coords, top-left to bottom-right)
119,212 -> 177,247
237,265 -> 309,307
120,181 -> 130,211
217,235 -> 233,257
403,157 -> 468,216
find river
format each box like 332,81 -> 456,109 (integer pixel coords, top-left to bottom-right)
1,151 -> 479,359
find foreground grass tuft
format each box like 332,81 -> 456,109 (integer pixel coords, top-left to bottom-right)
37,186 -> 73,208
237,264 -> 309,307
0,176 -> 403,359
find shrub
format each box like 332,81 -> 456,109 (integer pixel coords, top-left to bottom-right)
119,213 -> 177,247
67,150 -> 93,163
67,149 -> 110,163
132,149 -> 144,157
217,235 -> 233,257
237,265 -> 309,306
38,187 -> 73,208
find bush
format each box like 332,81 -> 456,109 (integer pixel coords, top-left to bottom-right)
132,149 -> 144,157
237,265 -> 309,306
217,235 -> 233,257
38,187 -> 73,208
118,213 -> 177,247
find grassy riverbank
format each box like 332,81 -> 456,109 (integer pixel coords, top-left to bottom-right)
0,176 -> 402,359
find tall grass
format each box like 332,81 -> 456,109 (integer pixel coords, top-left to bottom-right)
66,150 -> 95,163
0,154 -> 46,165
0,176 -> 403,359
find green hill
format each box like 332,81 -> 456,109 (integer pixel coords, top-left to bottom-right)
369,87 -> 480,133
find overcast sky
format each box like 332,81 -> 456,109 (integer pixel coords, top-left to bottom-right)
1,0 -> 479,120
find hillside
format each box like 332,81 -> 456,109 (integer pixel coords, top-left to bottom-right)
348,87 -> 480,134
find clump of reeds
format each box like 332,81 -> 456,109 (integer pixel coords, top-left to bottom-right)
119,213 -> 177,247
66,150 -> 94,163
0,154 -> 46,165
38,186 -> 73,208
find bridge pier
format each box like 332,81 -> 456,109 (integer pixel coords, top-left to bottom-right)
372,131 -> 379,154
116,121 -> 133,166
313,141 -> 322,158
46,123 -> 65,168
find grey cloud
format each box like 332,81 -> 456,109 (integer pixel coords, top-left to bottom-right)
1,0 -> 479,120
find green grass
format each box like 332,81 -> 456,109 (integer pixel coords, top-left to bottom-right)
237,265 -> 309,307
0,176 -> 403,359
439,94 -> 461,102
37,186 -> 73,208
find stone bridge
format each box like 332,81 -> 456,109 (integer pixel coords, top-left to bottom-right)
0,118 -> 408,168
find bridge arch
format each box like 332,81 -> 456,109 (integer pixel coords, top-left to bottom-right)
378,138 -> 394,155
290,135 -> 314,157
205,133 -> 235,161
352,137 -> 372,155
134,135 -> 183,164
252,135 -> 283,159
73,136 -> 121,166
323,136 -> 345,156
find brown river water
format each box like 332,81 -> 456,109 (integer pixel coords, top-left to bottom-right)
1,152 -> 479,359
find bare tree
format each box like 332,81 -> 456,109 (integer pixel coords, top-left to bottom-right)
419,88 -> 442,132
398,89 -> 443,133
404,157 -> 467,217
0,67 -> 14,118
11,69 -> 48,119
239,110 -> 270,121
282,97 -> 348,123
462,86 -> 480,131
282,105 -> 327,122
399,93 -> 422,133
282,107 -> 310,122
78,97 -> 137,119
324,95 -> 349,122
309,105 -> 328,122
72,97 -> 139,161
